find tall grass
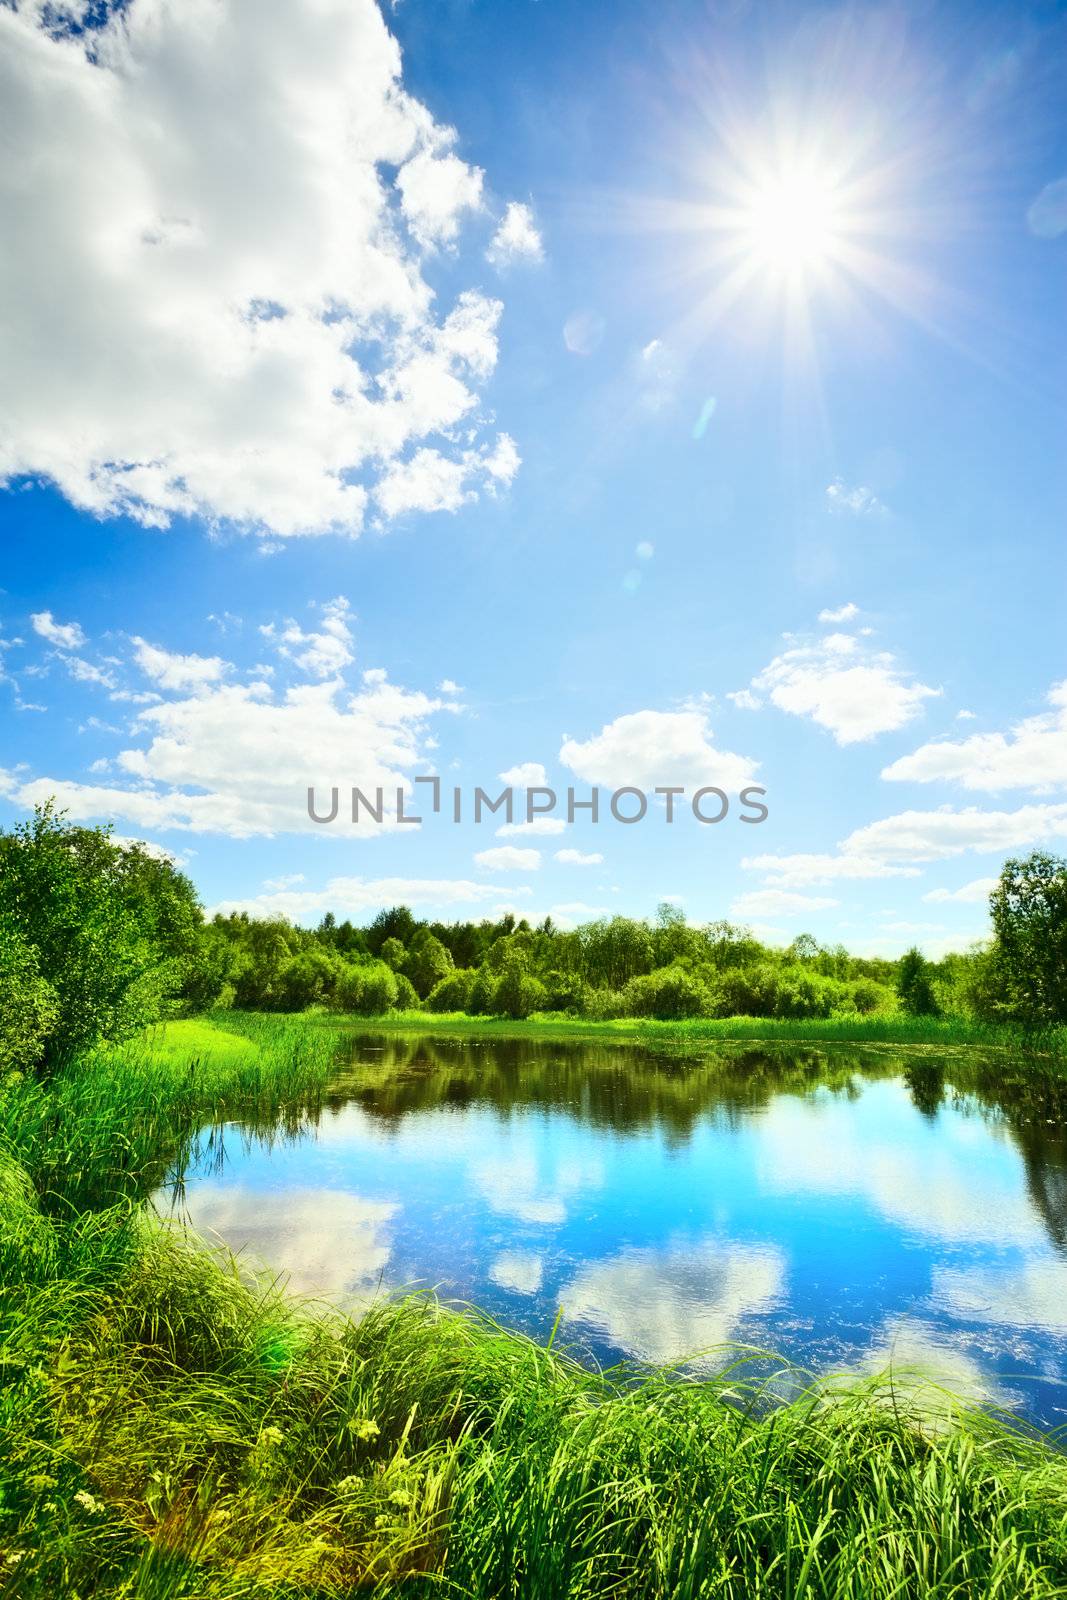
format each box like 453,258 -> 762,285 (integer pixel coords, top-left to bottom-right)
335,1007 -> 1067,1058
3,1015 -> 1067,1596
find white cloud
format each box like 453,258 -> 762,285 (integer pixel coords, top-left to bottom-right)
259,596 -> 354,679
474,845 -> 540,871
922,878 -> 997,905
845,802 -> 1067,862
396,147 -> 483,247
132,636 -> 229,692
882,681 -> 1067,792
956,709 -> 976,721
497,818 -> 566,837
263,872 -> 306,892
825,478 -> 887,516
554,848 -> 603,866
12,634 -> 455,838
499,762 -> 548,788
559,709 -> 756,792
0,0 -> 517,539
438,678 -> 462,694
486,201 -> 543,267
731,889 -> 839,918
746,630 -> 939,745
818,602 -> 859,623
375,432 -> 519,518
64,656 -> 117,689
210,875 -> 512,922
30,610 -> 86,649
742,852 -> 922,888
726,688 -> 761,711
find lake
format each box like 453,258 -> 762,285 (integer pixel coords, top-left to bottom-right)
160,1030 -> 1067,1429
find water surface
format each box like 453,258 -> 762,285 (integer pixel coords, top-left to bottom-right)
161,1031 -> 1067,1428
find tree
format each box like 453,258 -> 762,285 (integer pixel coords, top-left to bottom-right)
0,924 -> 58,1071
988,852 -> 1067,1028
896,947 -> 940,1017
0,803 -> 203,1064
403,928 -> 453,998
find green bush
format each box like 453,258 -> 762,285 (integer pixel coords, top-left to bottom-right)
333,961 -> 399,1015
491,963 -> 546,1020
0,924 -> 59,1072
0,803 -> 202,1064
426,969 -> 476,1012
392,973 -> 420,1011
621,966 -> 711,1020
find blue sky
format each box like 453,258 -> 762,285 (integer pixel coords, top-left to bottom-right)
1,0 -> 1066,953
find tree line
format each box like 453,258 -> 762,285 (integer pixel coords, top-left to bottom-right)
2,804 -> 1066,1070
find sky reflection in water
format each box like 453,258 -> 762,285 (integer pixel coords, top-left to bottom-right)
159,1033 -> 1067,1429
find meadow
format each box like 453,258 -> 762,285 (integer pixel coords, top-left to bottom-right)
3,1013 -> 1067,1598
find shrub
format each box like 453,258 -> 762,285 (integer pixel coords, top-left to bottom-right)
466,966 -> 496,1016
275,947 -> 343,1011
0,803 -> 203,1063
333,961 -> 398,1016
491,963 -> 546,1020
426,969 -> 476,1013
392,973 -> 420,1011
0,925 -> 58,1072
621,966 -> 711,1020
897,947 -> 940,1017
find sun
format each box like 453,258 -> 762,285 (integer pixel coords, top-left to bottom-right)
738,169 -> 844,279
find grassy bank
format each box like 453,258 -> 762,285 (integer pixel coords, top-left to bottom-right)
307,1006 -> 1067,1058
3,1015 -> 1067,1597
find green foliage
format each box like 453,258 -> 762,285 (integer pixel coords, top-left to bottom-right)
426,968 -> 476,1013
0,924 -> 59,1072
332,961 -> 398,1016
621,965 -> 710,1020
988,852 -> 1067,1028
897,947 -> 941,1017
403,928 -> 454,998
491,960 -> 546,1020
392,972 -> 420,1011
0,803 -> 202,1065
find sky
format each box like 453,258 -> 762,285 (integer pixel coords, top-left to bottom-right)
1,0 -> 1066,955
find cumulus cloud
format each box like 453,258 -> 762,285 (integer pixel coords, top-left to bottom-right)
882,681 -> 1067,792
844,803 -> 1067,863
474,845 -> 540,871
554,848 -> 603,866
499,761 -> 548,788
0,0 -> 518,539
259,596 -> 355,679
825,478 -> 887,516
11,604 -> 459,837
486,201 -> 544,267
742,629 -> 939,745
922,877 -> 997,905
818,602 -> 859,623
132,637 -> 229,692
497,818 -> 566,837
559,709 -> 756,792
31,610 -> 86,649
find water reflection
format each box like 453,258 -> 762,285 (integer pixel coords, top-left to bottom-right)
158,1030 -> 1067,1428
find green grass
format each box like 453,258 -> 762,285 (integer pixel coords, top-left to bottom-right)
316,1006 -> 1067,1059
3,1013 -> 1067,1597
